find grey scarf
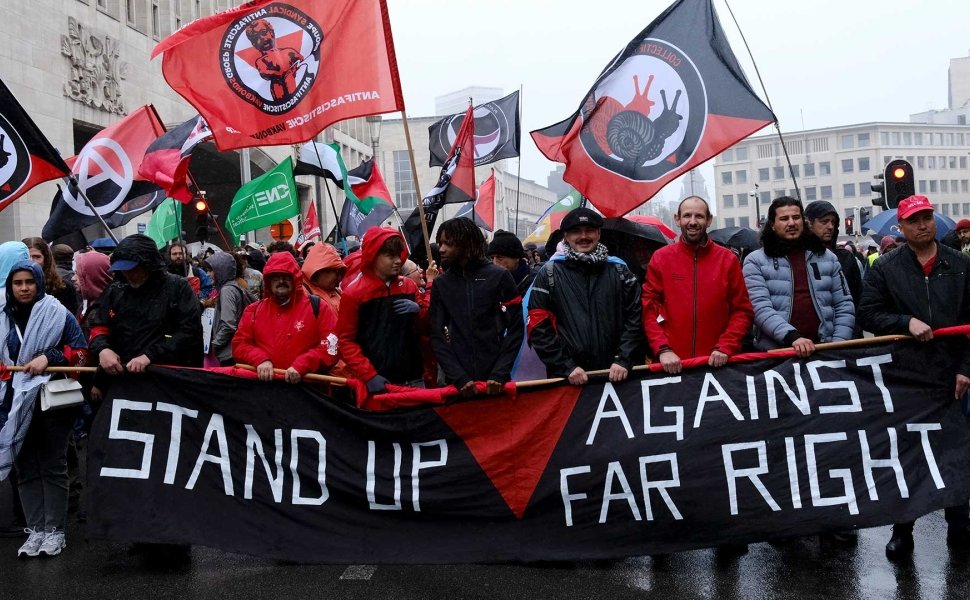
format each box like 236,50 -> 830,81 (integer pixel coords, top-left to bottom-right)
564,242 -> 609,265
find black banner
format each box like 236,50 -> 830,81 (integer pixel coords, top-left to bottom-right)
87,339 -> 970,563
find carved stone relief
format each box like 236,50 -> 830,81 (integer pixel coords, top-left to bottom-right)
61,17 -> 129,115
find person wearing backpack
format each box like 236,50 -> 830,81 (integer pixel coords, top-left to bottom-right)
206,252 -> 256,367
527,207 -> 644,385
232,252 -> 338,383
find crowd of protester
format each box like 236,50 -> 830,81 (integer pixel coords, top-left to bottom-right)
0,192 -> 968,564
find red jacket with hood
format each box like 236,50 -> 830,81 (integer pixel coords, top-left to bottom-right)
642,237 -> 753,359
232,252 -> 338,375
337,227 -> 426,383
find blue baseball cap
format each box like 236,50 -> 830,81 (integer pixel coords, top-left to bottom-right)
109,259 -> 139,271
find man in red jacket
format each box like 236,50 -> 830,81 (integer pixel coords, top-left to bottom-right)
337,227 -> 427,394
232,252 -> 338,382
642,196 -> 753,375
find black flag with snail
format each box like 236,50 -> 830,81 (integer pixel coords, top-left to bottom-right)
531,0 -> 774,217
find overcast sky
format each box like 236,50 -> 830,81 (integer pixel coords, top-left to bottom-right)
385,0 -> 970,203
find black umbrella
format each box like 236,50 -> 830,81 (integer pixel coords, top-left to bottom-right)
602,217 -> 671,247
708,226 -> 760,252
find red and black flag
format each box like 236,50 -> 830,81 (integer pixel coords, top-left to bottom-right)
151,0 -> 405,151
0,78 -> 71,213
455,169 -> 495,231
138,115 -> 212,203
403,105 -> 476,258
531,0 -> 774,217
429,91 -> 520,167
43,106 -> 166,241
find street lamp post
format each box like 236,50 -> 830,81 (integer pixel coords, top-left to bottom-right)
366,115 -> 382,167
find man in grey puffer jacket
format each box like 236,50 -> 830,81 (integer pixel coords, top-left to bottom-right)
743,197 -> 855,356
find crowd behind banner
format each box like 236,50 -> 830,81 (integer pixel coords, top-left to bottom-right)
1,192 -> 969,564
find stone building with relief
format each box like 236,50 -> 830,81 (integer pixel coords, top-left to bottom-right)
0,0 -> 373,247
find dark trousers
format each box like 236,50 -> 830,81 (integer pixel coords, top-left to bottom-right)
15,404 -> 75,532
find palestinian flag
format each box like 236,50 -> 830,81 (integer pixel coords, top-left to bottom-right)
524,190 -> 583,244
138,115 -> 212,203
0,78 -> 71,212
339,157 -> 394,238
531,0 -> 774,217
294,141 -> 343,184
151,0 -> 405,151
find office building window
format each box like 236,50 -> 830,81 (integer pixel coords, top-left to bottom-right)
950,156 -> 958,169
941,204 -> 950,216
393,150 -> 416,209
930,180 -> 938,193
126,0 -> 135,24
859,181 -> 871,195
735,170 -> 747,184
820,186 -> 832,200
758,168 -> 769,182
736,147 -> 748,160
858,157 -> 870,171
723,194 -> 734,208
857,133 -> 870,147
804,163 -> 815,177
842,183 -> 855,197
941,180 -> 949,193
721,149 -> 734,162
737,193 -> 748,207
963,202 -> 970,214
917,156 -> 926,169
914,132 -> 923,146
963,181 -> 969,193
961,156 -> 968,169
928,156 -> 937,168
819,162 -> 831,176
790,165 -> 800,178
721,171 -> 733,184
724,217 -> 736,228
919,180 -> 927,193
760,191 -> 771,205
903,132 -> 912,145
841,135 -> 854,149
841,159 -> 854,173
773,166 -> 785,180
804,186 -> 817,201
891,132 -> 901,145
880,132 -> 890,145
739,216 -> 750,228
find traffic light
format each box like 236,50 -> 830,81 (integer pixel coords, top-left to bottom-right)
195,198 -> 209,243
871,173 -> 886,208
859,207 -> 871,226
884,159 -> 915,209
844,216 -> 854,235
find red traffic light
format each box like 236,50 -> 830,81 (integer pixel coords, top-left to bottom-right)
892,167 -> 906,180
195,200 -> 207,212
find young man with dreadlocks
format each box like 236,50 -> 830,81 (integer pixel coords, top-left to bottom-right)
527,207 -> 644,385
430,218 -> 524,396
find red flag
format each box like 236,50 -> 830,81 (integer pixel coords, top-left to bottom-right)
476,170 -> 495,230
0,78 -> 71,212
422,104 -> 476,206
349,158 -> 393,207
151,0 -> 405,151
138,115 -> 212,203
294,201 -> 321,250
531,0 -> 774,217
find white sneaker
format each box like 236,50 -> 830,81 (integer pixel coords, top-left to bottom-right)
17,529 -> 46,558
38,529 -> 66,557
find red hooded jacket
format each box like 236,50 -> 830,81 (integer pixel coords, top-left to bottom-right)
232,252 -> 338,375
337,227 -> 427,383
642,237 -> 753,358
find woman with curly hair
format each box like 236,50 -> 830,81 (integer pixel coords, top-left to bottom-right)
21,238 -> 79,318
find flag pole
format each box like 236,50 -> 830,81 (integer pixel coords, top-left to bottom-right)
63,177 -> 119,244
514,84 -> 523,237
310,142 -> 344,244
721,0 -> 800,200
400,111 -> 433,260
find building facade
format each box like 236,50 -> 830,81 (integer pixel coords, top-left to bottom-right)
0,1 -> 372,248
713,122 -> 970,233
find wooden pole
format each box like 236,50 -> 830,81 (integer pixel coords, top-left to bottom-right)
234,363 -> 347,385
768,335 -> 910,353
400,111 -> 433,260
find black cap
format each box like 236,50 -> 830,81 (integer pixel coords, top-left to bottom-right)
560,207 -> 603,232
804,200 -> 838,221
486,230 -> 525,259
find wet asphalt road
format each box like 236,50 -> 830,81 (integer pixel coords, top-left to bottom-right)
2,475 -> 969,600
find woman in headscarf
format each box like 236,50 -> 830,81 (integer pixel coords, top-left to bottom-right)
22,238 -> 80,318
0,260 -> 86,558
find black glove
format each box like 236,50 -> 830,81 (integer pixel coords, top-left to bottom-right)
366,375 -> 389,394
393,299 -> 420,315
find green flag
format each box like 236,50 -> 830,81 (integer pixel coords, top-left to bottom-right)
145,198 -> 182,249
226,157 -> 299,241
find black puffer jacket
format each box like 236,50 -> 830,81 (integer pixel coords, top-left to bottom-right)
527,256 -> 644,377
89,235 -> 203,367
858,242 -> 970,375
430,259 -> 524,387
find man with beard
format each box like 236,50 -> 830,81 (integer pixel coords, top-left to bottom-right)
742,197 -> 855,356
430,218 -> 523,397
527,207 -> 643,385
166,243 -> 212,299
858,195 -> 970,559
642,196 -> 753,375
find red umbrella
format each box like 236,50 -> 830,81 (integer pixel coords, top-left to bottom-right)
626,215 -> 677,240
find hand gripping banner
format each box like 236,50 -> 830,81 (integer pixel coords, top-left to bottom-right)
86,337 -> 970,563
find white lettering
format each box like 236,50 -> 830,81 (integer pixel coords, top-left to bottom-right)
100,399 -> 155,480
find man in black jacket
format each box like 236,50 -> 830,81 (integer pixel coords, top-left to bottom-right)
430,218 -> 523,397
858,195 -> 970,559
89,235 -> 203,387
527,207 -> 644,385
805,201 -> 863,307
